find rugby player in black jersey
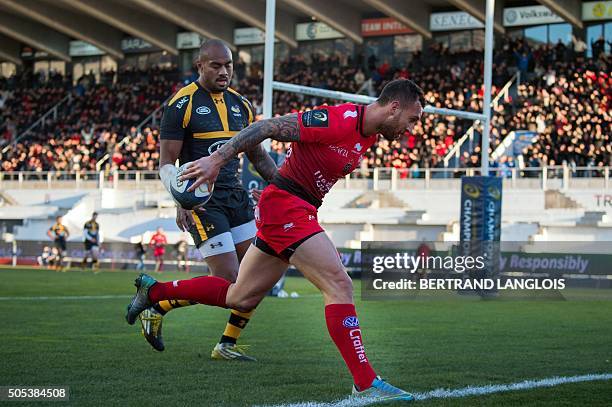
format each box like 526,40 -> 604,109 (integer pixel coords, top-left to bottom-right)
136,39 -> 277,360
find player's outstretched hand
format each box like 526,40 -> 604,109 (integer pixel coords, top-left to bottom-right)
179,156 -> 220,192
251,189 -> 263,203
176,207 -> 195,231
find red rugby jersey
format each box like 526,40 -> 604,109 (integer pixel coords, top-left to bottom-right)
278,104 -> 377,203
149,232 -> 167,248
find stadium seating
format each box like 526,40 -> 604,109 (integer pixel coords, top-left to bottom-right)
1,39 -> 608,174
3,178 -> 611,250
0,37 -> 609,251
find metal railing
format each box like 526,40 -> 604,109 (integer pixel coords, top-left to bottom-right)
360,165 -> 610,191
443,72 -> 519,168
2,94 -> 72,154
0,165 -> 608,191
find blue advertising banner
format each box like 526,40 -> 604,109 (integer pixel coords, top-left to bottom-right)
512,131 -> 538,157
460,176 -> 502,242
460,176 -> 503,291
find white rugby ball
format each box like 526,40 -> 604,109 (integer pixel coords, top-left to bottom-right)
160,163 -> 214,210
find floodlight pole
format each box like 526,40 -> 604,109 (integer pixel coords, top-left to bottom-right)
481,0 -> 495,177
262,0 -> 276,151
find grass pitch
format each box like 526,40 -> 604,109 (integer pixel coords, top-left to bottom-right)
1,267 -> 611,406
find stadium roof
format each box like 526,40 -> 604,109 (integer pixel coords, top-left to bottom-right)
0,0 -> 587,65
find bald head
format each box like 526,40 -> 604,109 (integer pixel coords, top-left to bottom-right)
199,39 -> 231,59
197,39 -> 233,92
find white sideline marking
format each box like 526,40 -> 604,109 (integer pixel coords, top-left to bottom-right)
261,373 -> 612,407
0,295 -> 131,301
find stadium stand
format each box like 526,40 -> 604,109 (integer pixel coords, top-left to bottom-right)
1,38 -> 608,174
0,66 -> 178,172
0,24 -> 610,258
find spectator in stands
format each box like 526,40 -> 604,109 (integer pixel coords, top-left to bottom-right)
571,35 -> 587,62
591,36 -> 606,60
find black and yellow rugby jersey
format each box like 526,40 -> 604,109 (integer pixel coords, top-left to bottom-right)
160,81 -> 256,189
49,223 -> 68,239
83,220 -> 99,241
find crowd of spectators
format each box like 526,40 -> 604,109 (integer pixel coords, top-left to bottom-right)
238,38 -> 609,175
236,49 -> 502,172
517,65 -> 610,172
0,66 -> 176,172
0,70 -> 70,147
454,38 -> 611,175
0,36 -> 609,176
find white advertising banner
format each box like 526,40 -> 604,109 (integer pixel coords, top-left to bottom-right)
234,27 -> 266,45
177,32 -> 203,50
503,5 -> 564,27
430,11 -> 484,31
582,1 -> 612,21
69,41 -> 104,57
295,22 -> 344,41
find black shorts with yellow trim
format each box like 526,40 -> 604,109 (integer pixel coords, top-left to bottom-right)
188,187 -> 255,248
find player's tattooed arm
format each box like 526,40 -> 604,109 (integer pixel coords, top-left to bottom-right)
181,114 -> 298,190
214,114 -> 299,166
245,144 -> 278,182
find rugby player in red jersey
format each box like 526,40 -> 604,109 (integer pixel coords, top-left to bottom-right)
149,228 -> 168,273
126,79 -> 424,401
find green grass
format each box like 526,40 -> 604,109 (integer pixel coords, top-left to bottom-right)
1,267 -> 611,406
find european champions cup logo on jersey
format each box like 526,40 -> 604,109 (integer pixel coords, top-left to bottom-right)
342,316 -> 360,328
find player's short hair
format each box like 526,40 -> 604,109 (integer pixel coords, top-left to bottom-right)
377,79 -> 424,108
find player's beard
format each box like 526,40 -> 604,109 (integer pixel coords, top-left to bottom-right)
213,75 -> 231,92
209,82 -> 228,92
378,121 -> 402,142
201,75 -> 230,93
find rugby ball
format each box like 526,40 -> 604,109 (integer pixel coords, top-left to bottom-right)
160,163 -> 214,210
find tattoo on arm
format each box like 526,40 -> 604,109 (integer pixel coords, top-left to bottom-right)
245,145 -> 278,182
216,114 -> 299,165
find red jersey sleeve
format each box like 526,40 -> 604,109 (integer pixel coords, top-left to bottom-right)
297,107 -> 346,145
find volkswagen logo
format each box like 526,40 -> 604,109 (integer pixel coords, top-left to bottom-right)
306,22 -> 317,39
342,316 -> 360,328
505,10 -> 518,24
